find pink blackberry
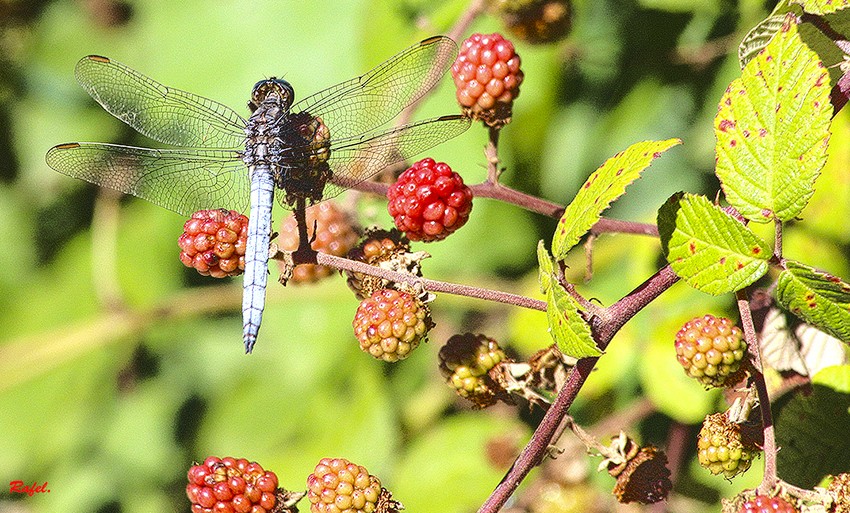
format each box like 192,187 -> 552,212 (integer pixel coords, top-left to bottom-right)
306,458 -> 400,513
451,33 -> 524,127
674,314 -> 747,388
178,209 -> 249,278
352,288 -> 433,362
386,158 -> 473,242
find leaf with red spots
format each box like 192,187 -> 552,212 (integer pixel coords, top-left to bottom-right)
657,192 -> 770,295
715,15 -> 831,223
776,260 -> 850,344
789,0 -> 850,14
546,278 -> 600,358
551,138 -> 681,260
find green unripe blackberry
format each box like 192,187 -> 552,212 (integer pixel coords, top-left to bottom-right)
438,333 -> 509,408
697,413 -> 759,478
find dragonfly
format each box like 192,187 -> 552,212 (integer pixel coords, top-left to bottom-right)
46,36 -> 470,353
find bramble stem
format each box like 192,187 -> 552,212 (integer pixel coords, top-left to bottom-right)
285,250 -> 547,311
736,289 -> 778,494
478,264 -> 679,513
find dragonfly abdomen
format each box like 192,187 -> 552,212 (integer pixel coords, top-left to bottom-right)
242,166 -> 275,353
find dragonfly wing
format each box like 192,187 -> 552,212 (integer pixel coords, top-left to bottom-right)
46,142 -> 249,216
289,36 -> 458,140
274,114 -> 470,208
75,55 -> 247,148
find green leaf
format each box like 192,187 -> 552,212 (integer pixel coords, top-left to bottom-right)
537,240 -> 555,294
738,14 -> 786,68
551,138 -> 681,259
776,260 -> 850,343
546,280 -> 601,358
658,192 -> 771,295
715,16 -> 831,222
789,0 -> 850,14
775,366 -> 850,487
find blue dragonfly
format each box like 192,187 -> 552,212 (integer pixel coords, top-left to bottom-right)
46,36 -> 470,353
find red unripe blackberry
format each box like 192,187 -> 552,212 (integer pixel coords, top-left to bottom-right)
438,333 -> 509,408
739,495 -> 797,513
674,314 -> 747,388
345,228 -> 423,300
451,32 -> 524,127
387,158 -> 473,242
186,456 -> 279,513
697,413 -> 759,478
277,201 -> 359,284
178,209 -> 249,278
306,458 -> 399,513
352,288 -> 433,362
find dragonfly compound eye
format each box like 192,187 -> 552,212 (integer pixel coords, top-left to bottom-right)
249,78 -> 295,109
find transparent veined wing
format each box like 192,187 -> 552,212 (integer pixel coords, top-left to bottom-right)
46,142 -> 250,215
75,55 -> 247,149
289,36 -> 458,141
273,114 -> 471,208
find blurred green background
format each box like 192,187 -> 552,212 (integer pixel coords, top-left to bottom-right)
1,0 -> 849,512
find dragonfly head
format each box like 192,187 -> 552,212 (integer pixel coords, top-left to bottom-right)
249,78 -> 294,112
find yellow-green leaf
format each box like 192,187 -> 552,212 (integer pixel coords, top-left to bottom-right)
546,280 -> 600,358
715,15 -> 831,223
537,240 -> 555,294
658,193 -> 771,295
552,138 -> 681,259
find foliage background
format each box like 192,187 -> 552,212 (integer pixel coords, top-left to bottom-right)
0,0 -> 848,512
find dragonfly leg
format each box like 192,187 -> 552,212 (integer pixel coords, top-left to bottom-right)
292,197 -> 318,264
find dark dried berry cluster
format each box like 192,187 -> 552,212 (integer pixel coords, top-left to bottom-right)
179,209 -> 248,278
186,456 -> 278,513
345,228 -> 421,300
387,158 -> 473,242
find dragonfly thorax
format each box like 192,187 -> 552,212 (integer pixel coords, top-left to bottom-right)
248,78 -> 294,112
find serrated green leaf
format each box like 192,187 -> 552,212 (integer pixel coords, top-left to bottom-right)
776,260 -> 850,343
738,14 -> 786,68
789,0 -> 850,14
537,240 -> 555,294
658,192 -> 771,295
551,139 -> 681,259
715,16 -> 831,222
546,280 -> 600,358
